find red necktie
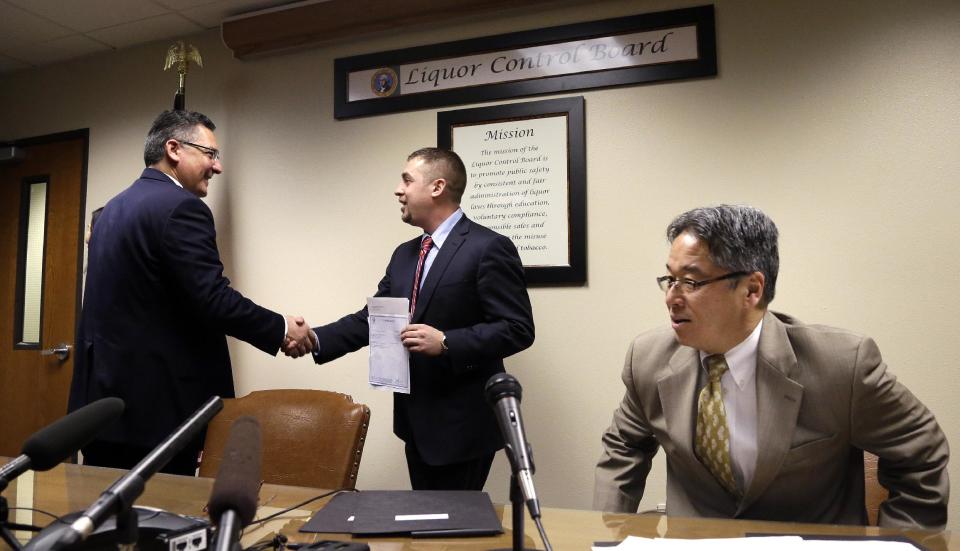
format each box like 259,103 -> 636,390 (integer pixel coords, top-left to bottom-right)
410,236 -> 433,315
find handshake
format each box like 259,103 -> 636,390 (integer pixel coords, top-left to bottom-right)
283,315 -> 317,359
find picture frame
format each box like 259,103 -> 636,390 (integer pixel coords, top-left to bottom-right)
438,97 -> 586,285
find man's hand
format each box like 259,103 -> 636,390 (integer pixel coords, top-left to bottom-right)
400,323 -> 444,356
283,315 -> 316,358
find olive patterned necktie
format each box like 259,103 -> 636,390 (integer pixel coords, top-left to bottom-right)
695,354 -> 741,498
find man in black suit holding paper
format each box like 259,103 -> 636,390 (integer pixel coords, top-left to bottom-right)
69,110 -> 314,475
306,148 -> 535,490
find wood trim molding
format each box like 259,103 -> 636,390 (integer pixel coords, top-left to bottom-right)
221,0 -> 562,59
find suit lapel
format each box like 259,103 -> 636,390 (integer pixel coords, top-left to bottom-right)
410,217 -> 469,323
737,311 -> 803,513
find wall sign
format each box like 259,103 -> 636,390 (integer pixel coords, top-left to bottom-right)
335,5 -> 716,119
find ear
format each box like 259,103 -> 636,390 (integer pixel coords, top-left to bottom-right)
165,139 -> 182,163
744,271 -> 765,307
430,178 -> 447,198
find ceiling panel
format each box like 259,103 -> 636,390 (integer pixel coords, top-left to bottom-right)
0,0 -> 300,74
0,0 -> 546,75
88,13 -> 204,48
154,0 -> 231,10
0,53 -> 30,73
181,0 -> 300,28
0,2 -> 73,45
6,0 -> 170,33
2,34 -> 111,66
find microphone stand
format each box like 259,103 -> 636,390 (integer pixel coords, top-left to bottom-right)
213,511 -> 241,551
1,496 -> 24,550
492,474 -> 537,551
48,396 -> 222,550
0,495 -> 43,550
115,506 -> 138,551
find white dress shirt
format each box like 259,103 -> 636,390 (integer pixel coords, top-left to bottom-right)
700,318 -> 763,492
418,208 -> 463,287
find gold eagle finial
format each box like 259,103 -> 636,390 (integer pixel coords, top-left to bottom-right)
164,41 -> 203,74
164,42 -> 202,109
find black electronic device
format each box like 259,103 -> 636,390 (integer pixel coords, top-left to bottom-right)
24,507 -> 209,551
48,396 -> 223,550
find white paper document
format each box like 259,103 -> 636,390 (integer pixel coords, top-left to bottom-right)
367,297 -> 411,394
594,535 -> 920,551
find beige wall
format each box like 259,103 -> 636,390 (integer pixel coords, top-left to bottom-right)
2,0 -> 957,528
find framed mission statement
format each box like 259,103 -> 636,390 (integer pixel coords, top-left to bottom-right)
438,96 -> 586,285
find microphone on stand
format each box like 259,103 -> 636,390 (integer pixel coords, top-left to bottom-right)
485,373 -> 541,519
485,373 -> 552,551
0,398 -> 125,492
0,398 -> 124,550
50,396 -> 223,550
208,416 -> 262,551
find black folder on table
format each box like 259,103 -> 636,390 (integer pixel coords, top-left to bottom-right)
301,491 -> 503,537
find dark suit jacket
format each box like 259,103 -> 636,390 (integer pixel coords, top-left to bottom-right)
68,168 -> 284,448
312,215 -> 535,465
594,311 -> 949,529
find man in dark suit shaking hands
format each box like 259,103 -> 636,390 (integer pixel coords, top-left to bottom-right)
69,110 -> 314,475
306,148 -> 535,490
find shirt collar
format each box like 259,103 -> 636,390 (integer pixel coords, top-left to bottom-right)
700,318 -> 763,389
160,170 -> 184,189
424,208 -> 463,249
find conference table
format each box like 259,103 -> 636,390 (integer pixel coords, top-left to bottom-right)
0,461 -> 954,550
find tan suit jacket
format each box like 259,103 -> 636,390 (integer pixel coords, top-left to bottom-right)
594,311 -> 949,529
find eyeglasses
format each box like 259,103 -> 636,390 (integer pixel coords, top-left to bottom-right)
656,271 -> 750,293
181,141 -> 221,161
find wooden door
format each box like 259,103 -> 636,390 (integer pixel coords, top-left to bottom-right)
0,132 -> 87,456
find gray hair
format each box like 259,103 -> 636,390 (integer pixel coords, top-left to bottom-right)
666,204 -> 779,305
143,110 -> 216,167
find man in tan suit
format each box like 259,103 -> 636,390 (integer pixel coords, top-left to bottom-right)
594,205 -> 949,529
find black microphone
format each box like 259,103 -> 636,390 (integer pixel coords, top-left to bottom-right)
208,416 -> 262,551
0,398 -> 124,492
485,373 -> 541,519
52,395 -> 223,550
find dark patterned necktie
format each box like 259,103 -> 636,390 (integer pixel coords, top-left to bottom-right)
409,236 -> 433,315
695,354 -> 741,498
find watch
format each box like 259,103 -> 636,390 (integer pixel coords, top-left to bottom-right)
440,333 -> 449,353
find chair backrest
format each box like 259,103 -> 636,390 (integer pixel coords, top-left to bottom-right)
864,451 -> 888,526
199,389 -> 370,489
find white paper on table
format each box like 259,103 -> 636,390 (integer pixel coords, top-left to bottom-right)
367,296 -> 411,394
782,541 -> 922,550
594,535 -> 919,551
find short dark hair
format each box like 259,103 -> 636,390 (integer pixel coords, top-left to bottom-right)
407,147 -> 467,203
666,204 -> 779,305
143,110 -> 216,166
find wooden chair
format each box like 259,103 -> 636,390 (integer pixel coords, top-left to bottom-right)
864,451 -> 888,526
199,389 -> 370,489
